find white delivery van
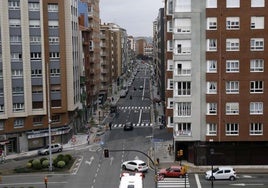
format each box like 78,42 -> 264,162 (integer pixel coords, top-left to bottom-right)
119,172 -> 144,188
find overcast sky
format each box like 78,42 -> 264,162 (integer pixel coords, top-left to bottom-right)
99,0 -> 164,37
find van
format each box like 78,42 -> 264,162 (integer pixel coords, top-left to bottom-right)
119,172 -> 144,188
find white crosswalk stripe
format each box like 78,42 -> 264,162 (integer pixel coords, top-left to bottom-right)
118,106 -> 151,110
112,123 -> 153,128
157,177 -> 190,188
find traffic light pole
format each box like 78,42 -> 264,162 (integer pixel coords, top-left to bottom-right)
105,149 -> 158,188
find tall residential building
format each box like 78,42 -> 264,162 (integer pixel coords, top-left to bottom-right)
163,0 -> 268,165
0,0 -> 81,155
79,0 -> 101,113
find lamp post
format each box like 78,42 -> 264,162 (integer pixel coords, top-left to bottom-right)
46,62 -> 53,172
210,148 -> 214,188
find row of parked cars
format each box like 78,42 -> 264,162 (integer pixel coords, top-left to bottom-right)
121,159 -> 237,181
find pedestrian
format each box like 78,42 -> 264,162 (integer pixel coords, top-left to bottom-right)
109,122 -> 112,130
87,135 -> 90,145
168,144 -> 171,155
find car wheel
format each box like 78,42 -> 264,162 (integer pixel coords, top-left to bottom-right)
58,149 -> 62,152
210,176 -> 215,181
122,165 -> 127,170
229,176 -> 235,181
45,151 -> 49,155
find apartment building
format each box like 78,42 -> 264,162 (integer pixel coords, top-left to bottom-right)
162,0 -> 268,165
0,0 -> 81,154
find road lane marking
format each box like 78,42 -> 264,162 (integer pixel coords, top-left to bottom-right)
195,174 -> 202,188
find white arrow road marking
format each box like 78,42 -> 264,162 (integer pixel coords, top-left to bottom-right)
230,183 -> 264,186
134,156 -> 139,160
85,156 -> 94,166
110,156 -> 114,165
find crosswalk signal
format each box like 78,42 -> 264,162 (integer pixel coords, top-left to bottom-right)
104,149 -> 109,158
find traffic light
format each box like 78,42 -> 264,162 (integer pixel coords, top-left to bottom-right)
104,149 -> 109,158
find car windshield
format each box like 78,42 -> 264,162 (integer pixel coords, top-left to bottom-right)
212,168 -> 219,173
139,163 -> 146,166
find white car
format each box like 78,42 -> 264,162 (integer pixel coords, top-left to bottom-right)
121,160 -> 148,172
205,167 -> 237,181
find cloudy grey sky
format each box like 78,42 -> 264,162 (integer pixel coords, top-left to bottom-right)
99,0 -> 164,37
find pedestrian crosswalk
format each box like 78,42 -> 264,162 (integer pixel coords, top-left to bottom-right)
117,106 -> 151,110
112,123 -> 153,128
157,177 -> 190,188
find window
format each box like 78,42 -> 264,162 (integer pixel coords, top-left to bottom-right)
51,115 -> 60,123
14,118 -> 24,128
167,21 -> 173,32
11,53 -> 22,61
177,123 -> 191,136
49,37 -> 59,44
176,102 -> 191,117
12,69 -> 23,77
29,2 -> 40,11
31,69 -> 42,77
226,39 -> 239,51
48,4 -> 59,12
250,123 -> 263,135
250,59 -> 264,72
12,87 -> 24,95
226,102 -> 239,115
251,16 -> 264,29
167,60 -> 173,71
207,60 -> 217,73
226,60 -> 239,72
226,81 -> 239,93
250,38 -> 264,51
250,81 -> 263,93
31,52 -> 41,60
49,52 -> 60,59
175,61 -> 191,75
168,79 -> 173,89
13,103 -> 24,112
207,103 -> 217,114
176,82 -> 191,96
30,36 -> 41,44
206,0 -> 217,8
175,18 -> 191,33
175,0 -> 191,12
8,1 -> 20,9
250,102 -> 263,114
207,17 -> 217,30
207,39 -> 217,51
9,19 -> 21,27
226,0 -> 240,8
10,35 -> 22,44
167,98 -> 174,109
207,123 -> 217,135
33,116 -> 43,126
50,68 -> 60,76
251,0 -> 265,7
167,40 -> 173,51
167,0 -> 173,15
226,123 -> 239,135
48,20 -> 59,28
226,17 -> 240,30
174,40 -> 191,55
29,20 -> 40,28
207,82 -> 217,94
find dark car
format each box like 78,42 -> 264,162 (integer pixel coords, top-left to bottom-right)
124,122 -> 133,131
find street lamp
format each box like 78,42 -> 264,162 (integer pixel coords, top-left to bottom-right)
210,148 -> 214,188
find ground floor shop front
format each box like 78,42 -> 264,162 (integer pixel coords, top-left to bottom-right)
175,141 -> 268,165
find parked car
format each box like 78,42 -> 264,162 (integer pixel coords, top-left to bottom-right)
121,160 -> 148,172
158,165 -> 186,178
124,122 -> 134,131
37,143 -> 63,155
205,167 -> 237,181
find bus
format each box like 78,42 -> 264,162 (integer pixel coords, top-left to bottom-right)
119,172 -> 144,188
